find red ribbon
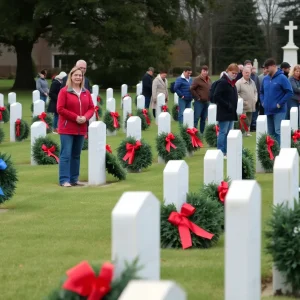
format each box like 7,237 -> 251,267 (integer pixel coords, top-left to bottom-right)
218,181 -> 229,203
266,136 -> 275,160
0,106 -> 6,121
186,128 -> 203,148
142,109 -> 151,125
176,105 -> 179,112
38,112 -> 49,129
94,106 -> 99,120
15,119 -> 21,137
110,112 -> 119,129
63,261 -> 114,300
215,125 -> 219,136
106,144 -> 112,153
123,141 -> 142,164
239,114 -> 249,132
165,133 -> 177,152
41,144 -> 60,163
161,105 -> 168,112
97,96 -> 101,103
292,130 -> 300,143
168,203 -> 214,249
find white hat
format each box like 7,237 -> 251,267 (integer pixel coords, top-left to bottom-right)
55,71 -> 67,80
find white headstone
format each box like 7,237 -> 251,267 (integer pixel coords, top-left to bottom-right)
88,121 -> 106,185
237,98 -> 243,115
280,120 -> 291,148
0,93 -> 4,107
32,90 -> 40,103
156,93 -> 166,124
207,104 -> 217,125
137,95 -> 145,110
163,160 -> 188,212
227,130 -> 242,180
33,100 -> 45,117
8,92 -> 16,105
10,102 -> 22,142
183,108 -> 194,129
92,85 -> 99,96
88,93 -> 97,124
119,281 -> 186,300
204,150 -> 224,185
256,115 -> 268,173
136,83 -> 142,96
127,116 -> 142,141
123,96 -> 132,132
290,107 -> 298,131
106,98 -> 116,113
225,180 -> 261,300
273,148 -> 299,294
112,191 -> 160,280
158,112 -> 171,135
106,88 -> 113,101
31,122 -> 47,165
174,93 -> 179,105
253,58 -> 258,71
121,84 -> 128,108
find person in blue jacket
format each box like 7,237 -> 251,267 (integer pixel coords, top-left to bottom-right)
260,58 -> 293,145
174,67 -> 193,123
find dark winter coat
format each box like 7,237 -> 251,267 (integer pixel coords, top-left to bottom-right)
47,79 -> 62,114
289,76 -> 300,103
142,72 -> 153,98
214,74 -> 238,122
60,76 -> 92,92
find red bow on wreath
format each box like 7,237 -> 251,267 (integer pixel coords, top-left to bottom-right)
176,105 -> 179,112
41,144 -> 60,163
106,144 -> 112,153
63,261 -> 114,300
97,96 -> 101,103
123,141 -> 142,165
122,94 -> 130,100
15,119 -> 21,137
161,105 -> 168,112
94,106 -> 99,120
142,109 -> 151,125
168,203 -> 214,249
215,125 -> 219,136
266,136 -> 275,160
0,106 -> 6,121
38,112 -> 49,129
292,130 -> 300,143
110,112 -> 119,129
186,128 -> 203,148
239,114 -> 249,132
218,181 -> 229,203
165,133 -> 177,152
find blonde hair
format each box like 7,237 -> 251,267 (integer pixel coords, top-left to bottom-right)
289,65 -> 300,78
66,67 -> 84,89
226,63 -> 239,73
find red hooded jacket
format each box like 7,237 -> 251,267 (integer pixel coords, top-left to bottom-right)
57,86 -> 94,135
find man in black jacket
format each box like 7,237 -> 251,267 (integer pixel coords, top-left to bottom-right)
142,67 -> 154,109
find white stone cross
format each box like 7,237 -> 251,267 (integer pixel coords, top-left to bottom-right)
33,100 -> 45,117
163,160 -> 189,212
137,95 -> 145,110
31,122 -> 46,165
112,191 -> 160,280
285,21 -> 298,45
127,116 -> 142,141
204,149 -> 224,185
227,130 -> 242,180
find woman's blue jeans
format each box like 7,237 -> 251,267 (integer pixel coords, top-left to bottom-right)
217,121 -> 234,155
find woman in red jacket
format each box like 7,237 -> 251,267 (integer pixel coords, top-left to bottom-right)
57,67 -> 94,187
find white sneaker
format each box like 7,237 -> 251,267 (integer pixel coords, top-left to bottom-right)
246,133 -> 252,137
224,155 -> 227,160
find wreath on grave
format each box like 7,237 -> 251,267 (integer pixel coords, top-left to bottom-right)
136,109 -> 151,130
6,104 -> 10,112
0,153 -> 18,204
106,144 -> 127,180
46,259 -> 141,300
161,192 -> 224,249
233,114 -> 248,134
160,105 -> 169,113
117,137 -> 152,172
97,95 -> 103,105
103,111 -> 121,132
32,136 -> 60,165
291,129 -> 300,155
171,104 -> 179,121
242,148 -> 255,179
179,125 -> 203,153
32,112 -> 53,134
94,103 -> 103,121
0,128 -> 4,144
15,119 -> 29,142
82,134 -> 88,150
0,106 -> 9,123
203,124 -> 219,147
156,132 -> 186,163
257,134 -> 280,172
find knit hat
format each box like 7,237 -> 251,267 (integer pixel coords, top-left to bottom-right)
280,62 -> 291,69
55,71 -> 67,80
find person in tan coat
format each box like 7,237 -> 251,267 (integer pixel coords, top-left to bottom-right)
151,70 -> 168,118
235,67 -> 258,136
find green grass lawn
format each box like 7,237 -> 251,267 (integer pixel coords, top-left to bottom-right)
0,80 -> 295,300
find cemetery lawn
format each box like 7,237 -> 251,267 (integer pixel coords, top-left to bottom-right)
0,81 -> 295,300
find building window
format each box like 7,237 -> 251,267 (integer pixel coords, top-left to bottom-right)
53,55 -> 80,70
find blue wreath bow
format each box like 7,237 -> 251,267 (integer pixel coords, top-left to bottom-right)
0,159 -> 7,170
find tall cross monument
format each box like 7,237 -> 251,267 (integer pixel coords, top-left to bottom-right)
282,21 -> 298,67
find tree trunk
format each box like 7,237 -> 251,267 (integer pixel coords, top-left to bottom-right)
191,48 -> 197,75
12,41 -> 36,90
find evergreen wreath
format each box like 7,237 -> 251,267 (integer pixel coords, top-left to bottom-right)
161,192 -> 223,249
136,108 -> 151,130
160,105 -> 169,113
82,135 -> 88,150
103,111 -> 121,132
257,133 -> 280,172
291,130 -> 300,155
0,106 -> 9,123
242,148 -> 255,179
32,112 -> 53,134
94,103 -> 103,120
156,132 -> 186,163
124,112 -> 133,129
46,259 -> 141,300
0,128 -> 4,144
171,104 -> 179,121
32,136 -> 60,165
117,137 -> 152,172
203,124 -> 218,147
15,119 -> 29,142
0,153 -> 18,204
179,125 -> 203,153
106,151 -> 127,181
97,95 -> 103,105
5,104 -> 10,112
